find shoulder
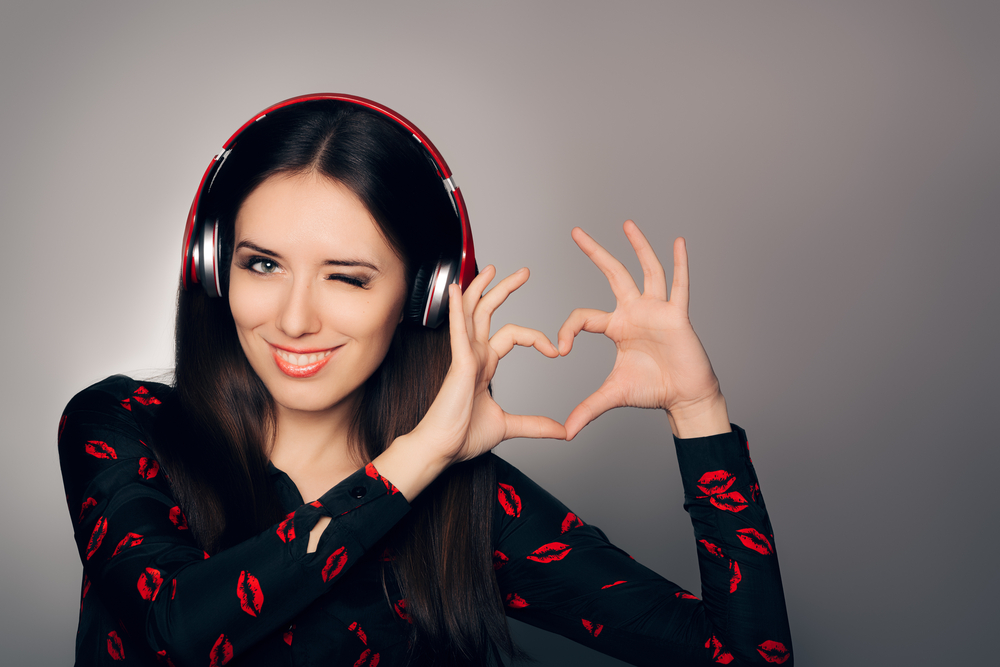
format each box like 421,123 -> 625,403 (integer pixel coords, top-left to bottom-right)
63,374 -> 172,415
489,453 -> 582,533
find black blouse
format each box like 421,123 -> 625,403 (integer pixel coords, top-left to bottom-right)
59,375 -> 792,666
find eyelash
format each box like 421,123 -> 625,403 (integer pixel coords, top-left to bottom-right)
238,256 -> 370,289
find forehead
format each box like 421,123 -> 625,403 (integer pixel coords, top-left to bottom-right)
234,171 -> 397,261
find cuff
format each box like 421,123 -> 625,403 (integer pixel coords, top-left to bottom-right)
673,423 -> 752,498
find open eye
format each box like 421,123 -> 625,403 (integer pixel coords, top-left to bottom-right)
246,257 -> 281,274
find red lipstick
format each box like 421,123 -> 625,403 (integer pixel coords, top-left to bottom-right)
270,344 -> 340,378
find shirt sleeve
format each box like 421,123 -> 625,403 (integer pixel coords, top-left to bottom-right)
492,426 -> 793,666
59,376 -> 411,667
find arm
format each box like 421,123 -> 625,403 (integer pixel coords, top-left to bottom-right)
60,376 -> 410,667
493,429 -> 792,666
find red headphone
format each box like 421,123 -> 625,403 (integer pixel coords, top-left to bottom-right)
180,93 -> 476,329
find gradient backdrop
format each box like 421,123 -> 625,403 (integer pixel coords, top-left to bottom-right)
2,1 -> 998,665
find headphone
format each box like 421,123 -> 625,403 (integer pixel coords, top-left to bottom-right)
180,93 -> 476,329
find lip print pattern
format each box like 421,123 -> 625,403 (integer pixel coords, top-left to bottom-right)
709,491 -> 749,513
237,571 -> 264,617
729,560 -> 741,593
138,567 -> 164,601
395,598 -> 412,622
698,539 -> 726,559
365,463 -> 400,495
209,633 -> 233,667
138,457 -> 159,479
493,550 -> 508,570
283,624 -> 295,646
107,630 -> 125,661
354,648 -> 380,667
560,512 -> 583,533
168,506 -> 188,530
121,398 -> 131,411
348,621 -> 367,645
505,593 -> 529,608
86,516 -> 107,560
749,482 -> 760,503
581,619 -> 603,638
737,528 -> 774,555
498,483 -> 521,518
705,635 -> 734,664
322,547 -> 348,582
276,513 -> 295,543
697,470 -> 735,496
85,440 -> 117,460
79,497 -> 97,523
526,542 -> 572,563
112,532 -> 144,558
82,574 -> 91,599
757,640 -> 790,663
132,386 -> 162,405
675,591 -> 698,600
602,580 -> 627,589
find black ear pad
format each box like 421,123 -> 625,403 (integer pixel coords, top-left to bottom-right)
406,259 -> 439,324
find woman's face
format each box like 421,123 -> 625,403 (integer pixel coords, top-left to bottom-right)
229,171 -> 408,416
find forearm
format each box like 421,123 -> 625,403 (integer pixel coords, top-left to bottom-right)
370,430 -> 452,502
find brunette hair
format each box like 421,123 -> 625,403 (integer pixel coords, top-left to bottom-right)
156,101 -> 522,666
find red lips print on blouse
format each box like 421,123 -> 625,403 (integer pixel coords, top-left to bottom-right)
237,571 -> 264,617
107,630 -> 125,661
208,633 -> 233,667
526,542 -> 572,563
86,516 -> 107,560
757,640 -> 790,663
85,440 -> 117,460
706,635 -> 734,664
322,547 -> 348,583
737,528 -> 774,555
498,483 -> 521,517
696,470 -> 748,512
137,568 -> 164,601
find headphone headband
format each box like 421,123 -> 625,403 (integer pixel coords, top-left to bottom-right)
181,93 -> 476,328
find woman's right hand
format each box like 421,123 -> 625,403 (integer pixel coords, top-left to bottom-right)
372,266 -> 566,500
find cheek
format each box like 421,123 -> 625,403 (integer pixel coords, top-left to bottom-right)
228,275 -> 273,335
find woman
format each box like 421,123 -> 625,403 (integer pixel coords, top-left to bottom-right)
59,95 -> 792,666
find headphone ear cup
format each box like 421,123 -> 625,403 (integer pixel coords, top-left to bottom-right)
406,260 -> 437,324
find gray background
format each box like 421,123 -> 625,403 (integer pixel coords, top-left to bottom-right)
2,0 -> 997,664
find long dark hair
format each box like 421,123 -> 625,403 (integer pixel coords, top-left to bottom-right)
156,101 -> 522,666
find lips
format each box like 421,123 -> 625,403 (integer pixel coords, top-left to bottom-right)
505,592 -> 529,608
709,491 -> 749,513
107,630 -> 125,661
527,542 -> 572,563
168,506 -> 189,530
675,591 -> 698,600
493,550 -> 508,570
697,470 -> 735,496
237,571 -> 264,617
322,546 -> 348,582
79,497 -> 97,523
757,640 -> 790,663
737,528 -> 774,555
132,386 -> 161,405
137,567 -> 164,601
86,516 -> 107,560
560,512 -> 584,533
271,345 -> 338,378
581,619 -> 603,637
112,532 -> 144,557
277,513 -> 295,542
365,463 -> 400,495
498,483 -> 521,517
729,560 -> 741,593
705,635 -> 734,664
209,634 -> 233,667
699,539 -> 726,559
395,598 -> 411,622
138,457 -> 159,479
85,440 -> 117,460
348,621 -> 367,645
354,648 -> 380,667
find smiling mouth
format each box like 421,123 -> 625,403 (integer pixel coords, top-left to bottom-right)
271,346 -> 339,378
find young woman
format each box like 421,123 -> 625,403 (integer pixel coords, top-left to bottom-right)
59,95 -> 792,666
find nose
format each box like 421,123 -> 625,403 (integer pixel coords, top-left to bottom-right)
275,277 -> 322,339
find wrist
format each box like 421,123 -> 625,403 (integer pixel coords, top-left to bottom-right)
371,431 -> 452,503
666,393 -> 731,439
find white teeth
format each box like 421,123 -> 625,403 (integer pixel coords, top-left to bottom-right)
275,348 -> 333,366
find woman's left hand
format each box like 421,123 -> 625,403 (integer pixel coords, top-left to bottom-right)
558,220 -> 731,440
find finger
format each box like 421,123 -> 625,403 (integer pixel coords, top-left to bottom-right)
623,220 -> 668,300
462,265 -> 495,340
447,284 -> 474,365
489,323 -> 560,360
504,413 -> 567,440
571,227 -> 641,301
670,237 -> 689,312
474,268 -> 529,340
556,308 -> 613,356
564,385 -> 618,441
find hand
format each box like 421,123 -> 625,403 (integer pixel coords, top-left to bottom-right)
414,265 -> 567,465
559,221 -> 730,439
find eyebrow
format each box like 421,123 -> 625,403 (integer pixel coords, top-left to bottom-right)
235,240 -> 380,271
